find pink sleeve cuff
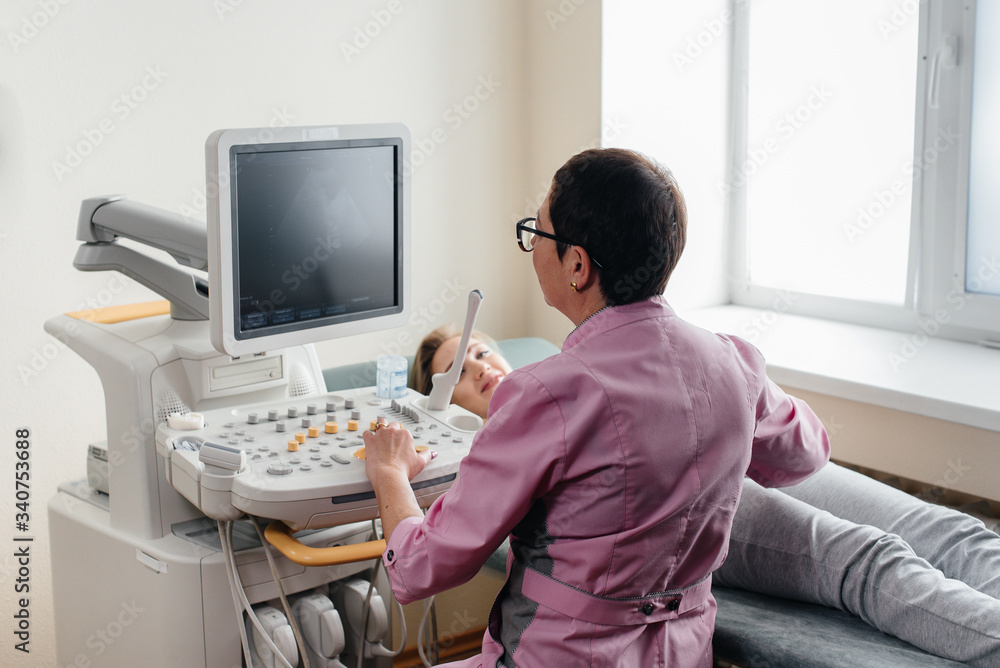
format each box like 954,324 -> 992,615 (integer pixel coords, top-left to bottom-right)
382,515 -> 425,605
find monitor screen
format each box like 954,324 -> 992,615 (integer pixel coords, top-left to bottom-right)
207,125 -> 411,357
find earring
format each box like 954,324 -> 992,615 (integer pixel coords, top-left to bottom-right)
570,282 -> 579,292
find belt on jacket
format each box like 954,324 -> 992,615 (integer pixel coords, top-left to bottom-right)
513,557 -> 713,627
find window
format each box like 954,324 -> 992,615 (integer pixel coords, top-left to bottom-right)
730,0 -> 1000,342
963,0 -> 1000,299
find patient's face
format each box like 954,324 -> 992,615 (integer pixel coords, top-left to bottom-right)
431,336 -> 513,419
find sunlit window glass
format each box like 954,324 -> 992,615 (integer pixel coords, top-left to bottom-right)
743,0 -> 919,304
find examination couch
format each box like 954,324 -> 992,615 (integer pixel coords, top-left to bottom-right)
324,337 -> 964,667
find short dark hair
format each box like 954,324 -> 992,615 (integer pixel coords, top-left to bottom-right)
548,148 -> 687,305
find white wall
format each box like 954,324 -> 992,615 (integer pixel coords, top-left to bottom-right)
0,1 -> 732,664
602,0 -> 732,315
0,2 -> 538,665
523,0 -> 734,345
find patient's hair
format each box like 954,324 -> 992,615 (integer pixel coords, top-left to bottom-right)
410,324 -> 498,395
549,148 -> 687,305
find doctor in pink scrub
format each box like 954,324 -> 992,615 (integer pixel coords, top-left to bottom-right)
362,148 -> 830,667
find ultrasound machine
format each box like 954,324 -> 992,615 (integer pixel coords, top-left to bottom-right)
47,123 -> 483,667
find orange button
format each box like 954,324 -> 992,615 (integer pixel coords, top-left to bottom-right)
348,419 -> 358,431
370,419 -> 378,431
325,422 -> 338,434
308,426 -> 319,438
287,440 -> 299,452
295,432 -> 306,443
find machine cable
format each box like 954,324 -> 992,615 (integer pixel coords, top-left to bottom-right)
219,520 -> 256,668
356,519 -> 408,667
417,596 -> 439,667
220,520 -> 296,668
251,515 -> 313,668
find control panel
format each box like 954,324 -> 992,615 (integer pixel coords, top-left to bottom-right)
155,387 -> 482,531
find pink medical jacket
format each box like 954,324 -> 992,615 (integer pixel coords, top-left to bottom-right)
384,297 -> 830,667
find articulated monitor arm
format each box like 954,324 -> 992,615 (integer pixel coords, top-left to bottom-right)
74,196 -> 209,320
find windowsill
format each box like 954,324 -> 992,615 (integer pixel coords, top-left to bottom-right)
683,305 -> 1000,435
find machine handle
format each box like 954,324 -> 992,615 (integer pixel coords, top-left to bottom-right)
264,521 -> 387,566
66,299 -> 171,324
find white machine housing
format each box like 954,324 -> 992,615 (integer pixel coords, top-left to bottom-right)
47,122 -> 471,667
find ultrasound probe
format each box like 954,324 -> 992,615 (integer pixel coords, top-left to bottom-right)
427,289 -> 484,410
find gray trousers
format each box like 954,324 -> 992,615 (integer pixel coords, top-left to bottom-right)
715,462 -> 1000,666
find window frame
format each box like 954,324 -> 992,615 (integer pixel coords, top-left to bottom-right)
727,0 -> 1000,345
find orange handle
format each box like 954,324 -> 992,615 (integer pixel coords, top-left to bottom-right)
66,299 -> 171,324
264,520 -> 386,566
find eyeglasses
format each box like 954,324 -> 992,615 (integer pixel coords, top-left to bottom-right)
515,217 -> 603,269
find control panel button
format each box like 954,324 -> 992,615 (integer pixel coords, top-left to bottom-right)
267,463 -> 293,476
325,422 -> 338,434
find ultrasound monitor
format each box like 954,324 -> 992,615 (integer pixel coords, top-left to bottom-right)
206,124 -> 411,357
